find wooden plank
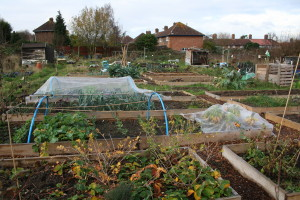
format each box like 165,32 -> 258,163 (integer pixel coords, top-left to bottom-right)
223,143 -> 299,200
265,113 -> 300,131
227,100 -> 300,114
4,108 -> 208,122
0,129 -> 272,158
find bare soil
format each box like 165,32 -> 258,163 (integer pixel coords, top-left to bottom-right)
209,89 -> 300,96
159,91 -> 191,96
197,95 -> 226,105
280,114 -> 300,123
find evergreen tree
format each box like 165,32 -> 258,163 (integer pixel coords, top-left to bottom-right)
53,11 -> 70,47
135,34 -> 157,51
0,18 -> 12,44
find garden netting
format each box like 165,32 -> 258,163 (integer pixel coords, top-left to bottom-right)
26,76 -> 167,104
181,103 -> 273,133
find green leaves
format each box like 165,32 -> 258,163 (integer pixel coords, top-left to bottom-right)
30,112 -> 95,152
214,67 -> 246,90
108,64 -> 140,79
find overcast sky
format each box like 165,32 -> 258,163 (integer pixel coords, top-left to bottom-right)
1,0 -> 300,40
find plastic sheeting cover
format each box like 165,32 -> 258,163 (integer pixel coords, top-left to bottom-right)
181,103 -> 273,133
26,76 -> 166,103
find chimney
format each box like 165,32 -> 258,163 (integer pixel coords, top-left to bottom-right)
146,31 -> 151,34
290,38 -> 294,43
49,17 -> 54,22
155,28 -> 159,33
173,22 -> 176,26
232,34 -> 235,39
264,34 -> 268,40
212,33 -> 217,39
164,26 -> 168,31
249,34 -> 252,39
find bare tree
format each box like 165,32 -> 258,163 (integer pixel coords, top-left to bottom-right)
267,32 -> 278,41
217,32 -> 231,39
71,4 -> 121,54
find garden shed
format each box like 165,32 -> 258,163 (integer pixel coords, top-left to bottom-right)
21,42 -> 54,64
185,48 -> 208,65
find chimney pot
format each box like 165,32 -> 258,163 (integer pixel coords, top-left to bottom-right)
155,28 -> 159,33
232,34 -> 235,39
264,34 -> 268,40
146,31 -> 151,34
164,26 -> 168,31
249,34 -> 252,39
49,17 -> 54,22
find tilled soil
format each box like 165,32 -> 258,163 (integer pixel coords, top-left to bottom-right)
154,100 -> 211,109
159,91 -> 190,96
209,89 -> 300,96
279,114 -> 300,123
197,94 -> 226,105
197,141 -> 274,200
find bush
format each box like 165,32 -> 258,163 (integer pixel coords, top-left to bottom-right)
214,67 -> 246,90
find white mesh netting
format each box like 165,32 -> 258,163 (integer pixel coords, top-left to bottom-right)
26,76 -> 163,103
181,103 -> 273,133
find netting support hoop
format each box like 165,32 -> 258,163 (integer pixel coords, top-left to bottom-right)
27,96 -> 49,143
147,92 -> 169,136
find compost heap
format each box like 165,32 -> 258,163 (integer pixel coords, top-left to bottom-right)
26,76 -> 162,103
181,103 -> 273,133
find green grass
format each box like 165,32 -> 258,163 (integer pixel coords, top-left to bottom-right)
241,95 -> 299,107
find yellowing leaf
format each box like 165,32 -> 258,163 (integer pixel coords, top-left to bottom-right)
188,166 -> 195,170
212,170 -> 221,179
194,184 -> 201,190
224,183 -> 230,188
175,177 -> 179,182
187,189 -> 194,196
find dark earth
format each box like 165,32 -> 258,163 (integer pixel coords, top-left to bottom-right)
209,89 -> 300,96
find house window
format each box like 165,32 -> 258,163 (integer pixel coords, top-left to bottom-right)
159,38 -> 162,43
166,37 -> 169,41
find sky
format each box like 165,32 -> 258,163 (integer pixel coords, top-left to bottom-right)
1,0 -> 300,40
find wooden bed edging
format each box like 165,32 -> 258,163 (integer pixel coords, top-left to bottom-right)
205,90 -> 299,101
265,113 -> 300,131
222,143 -> 300,200
0,146 -> 241,199
3,108 -> 208,122
227,100 -> 300,114
0,129 -> 272,158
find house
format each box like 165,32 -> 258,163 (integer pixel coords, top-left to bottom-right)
155,22 -> 205,51
21,43 -> 54,64
33,18 -> 55,44
121,35 -> 134,44
209,34 -> 279,49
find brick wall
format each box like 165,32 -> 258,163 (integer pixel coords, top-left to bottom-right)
35,32 -> 54,44
168,36 -> 203,51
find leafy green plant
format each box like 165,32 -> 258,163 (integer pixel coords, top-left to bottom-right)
108,64 -> 140,78
214,68 -> 246,89
27,112 -> 95,152
243,137 -> 300,192
13,120 -> 31,143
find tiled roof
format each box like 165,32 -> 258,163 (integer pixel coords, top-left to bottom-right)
250,39 -> 279,46
156,22 -> 204,38
33,18 -> 55,32
121,35 -> 134,44
212,39 -> 251,46
132,33 -> 145,43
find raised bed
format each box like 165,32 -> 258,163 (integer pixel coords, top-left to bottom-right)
227,99 -> 300,114
159,90 -> 197,101
205,89 -> 300,101
0,147 -> 241,199
265,113 -> 300,131
222,143 -> 300,200
0,125 -> 272,160
143,72 -> 213,86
